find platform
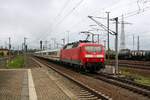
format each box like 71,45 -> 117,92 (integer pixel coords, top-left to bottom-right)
0,68 -> 71,100
0,69 -> 28,100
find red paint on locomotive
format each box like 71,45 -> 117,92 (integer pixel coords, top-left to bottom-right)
60,41 -> 105,72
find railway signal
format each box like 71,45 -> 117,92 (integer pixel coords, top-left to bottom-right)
40,40 -> 43,50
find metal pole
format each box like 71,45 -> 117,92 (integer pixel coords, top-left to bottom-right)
18,45 -> 19,55
8,37 -> 11,62
104,40 -> 106,60
137,36 -> 139,51
24,37 -> 27,67
24,37 -> 27,52
97,34 -> 99,44
106,12 -> 110,61
45,40 -> 48,50
62,38 -> 65,46
49,44 -> 52,49
115,17 -> 119,75
92,34 -> 94,43
40,40 -> 42,50
67,31 -> 69,43
133,35 -> 134,50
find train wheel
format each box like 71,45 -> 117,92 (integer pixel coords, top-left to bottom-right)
89,69 -> 95,73
74,65 -> 80,72
80,66 -> 86,73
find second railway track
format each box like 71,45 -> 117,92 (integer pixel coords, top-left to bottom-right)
89,73 -> 150,98
108,60 -> 150,70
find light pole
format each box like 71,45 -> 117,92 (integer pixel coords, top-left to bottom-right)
106,12 -> 110,62
51,38 -> 56,49
8,37 -> 11,62
67,31 -> 69,43
61,38 -> 65,46
114,17 -> 119,74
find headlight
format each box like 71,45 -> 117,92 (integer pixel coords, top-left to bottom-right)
85,54 -> 104,58
85,54 -> 93,58
97,55 -> 104,58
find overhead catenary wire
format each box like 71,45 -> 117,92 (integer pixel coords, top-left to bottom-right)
53,0 -> 84,30
54,0 -> 138,35
66,0 -> 132,32
88,16 -> 116,35
54,0 -> 72,21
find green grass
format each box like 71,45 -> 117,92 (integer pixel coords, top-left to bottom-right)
120,68 -> 150,86
7,55 -> 24,68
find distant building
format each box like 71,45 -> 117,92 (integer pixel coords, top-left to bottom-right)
0,48 -> 9,57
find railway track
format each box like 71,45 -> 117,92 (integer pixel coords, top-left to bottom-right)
90,73 -> 150,98
108,60 -> 150,70
33,56 -> 150,99
32,57 -> 111,100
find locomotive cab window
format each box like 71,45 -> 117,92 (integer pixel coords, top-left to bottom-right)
85,46 -> 102,52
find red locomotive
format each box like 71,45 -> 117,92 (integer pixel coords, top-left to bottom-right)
60,40 -> 105,72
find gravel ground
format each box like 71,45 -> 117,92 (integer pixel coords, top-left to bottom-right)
46,62 -> 150,100
48,66 -> 101,100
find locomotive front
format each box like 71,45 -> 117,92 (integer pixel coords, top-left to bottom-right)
80,43 -> 105,72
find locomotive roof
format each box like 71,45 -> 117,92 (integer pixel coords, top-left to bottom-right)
66,40 -> 103,46
62,40 -> 103,49
66,40 -> 91,45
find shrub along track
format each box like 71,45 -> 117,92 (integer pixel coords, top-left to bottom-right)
33,56 -> 149,100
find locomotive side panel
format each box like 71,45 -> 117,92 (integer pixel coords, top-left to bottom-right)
60,46 -> 81,65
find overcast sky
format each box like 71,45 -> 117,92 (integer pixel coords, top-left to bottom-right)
0,0 -> 150,50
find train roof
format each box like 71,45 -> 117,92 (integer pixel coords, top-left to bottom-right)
66,40 -> 91,45
65,40 -> 103,46
79,43 -> 103,46
62,40 -> 103,49
35,49 -> 60,53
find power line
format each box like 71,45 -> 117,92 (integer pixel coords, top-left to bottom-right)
120,0 -> 150,19
60,0 -> 135,33
53,0 -> 84,29
54,0 -> 72,21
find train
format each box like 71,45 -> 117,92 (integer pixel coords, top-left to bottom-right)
35,40 -> 105,72
106,49 -> 150,61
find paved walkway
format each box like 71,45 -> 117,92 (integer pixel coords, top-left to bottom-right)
0,69 -> 28,100
0,67 -> 72,100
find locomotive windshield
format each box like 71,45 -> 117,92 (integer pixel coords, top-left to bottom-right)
85,46 -> 102,52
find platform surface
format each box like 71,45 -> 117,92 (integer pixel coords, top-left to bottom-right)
0,68 -> 71,100
0,69 -> 28,100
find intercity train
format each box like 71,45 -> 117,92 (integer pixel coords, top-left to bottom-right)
35,40 -> 105,72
